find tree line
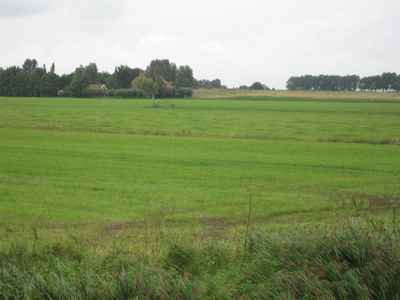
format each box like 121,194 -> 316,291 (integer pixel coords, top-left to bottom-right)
239,82 -> 272,90
0,59 -> 196,98
197,78 -> 227,90
286,73 -> 400,91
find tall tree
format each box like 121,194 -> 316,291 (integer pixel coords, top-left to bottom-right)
39,72 -> 59,97
74,65 -> 85,77
114,65 -> 141,89
381,72 -> 397,91
250,82 -> 264,90
211,79 -> 221,89
175,65 -> 194,88
147,59 -> 177,84
59,74 -> 73,91
34,64 -> 46,77
50,63 -> 55,74
84,62 -> 98,83
66,74 -> 89,97
22,59 -> 38,74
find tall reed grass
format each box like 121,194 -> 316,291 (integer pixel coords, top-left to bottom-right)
1,220 -> 400,299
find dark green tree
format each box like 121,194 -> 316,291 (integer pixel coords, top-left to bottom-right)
59,74 -> 73,91
250,82 -> 264,90
39,72 -> 59,97
381,72 -> 397,91
105,75 -> 119,89
199,79 -> 212,89
211,79 -> 221,89
287,74 -> 359,91
84,62 -> 98,83
22,59 -> 38,74
50,63 -> 55,74
66,74 -> 89,97
73,65 -> 85,77
114,65 -> 141,89
175,65 -> 194,88
147,59 -> 177,84
34,64 -> 46,77
97,71 -> 112,85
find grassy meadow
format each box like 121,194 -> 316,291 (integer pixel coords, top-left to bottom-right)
1,94 -> 400,299
1,97 -> 400,143
0,95 -> 399,249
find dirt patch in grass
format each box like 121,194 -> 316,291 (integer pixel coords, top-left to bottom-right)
330,191 -> 400,211
268,207 -> 335,219
103,222 -> 131,232
101,221 -> 152,233
355,193 -> 400,211
200,217 -> 237,230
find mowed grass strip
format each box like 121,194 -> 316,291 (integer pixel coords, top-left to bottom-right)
1,128 -> 399,240
1,97 -> 400,142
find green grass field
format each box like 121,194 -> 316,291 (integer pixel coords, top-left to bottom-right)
1,96 -> 400,250
1,97 -> 400,142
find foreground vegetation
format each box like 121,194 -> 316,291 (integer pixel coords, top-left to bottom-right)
2,221 -> 400,299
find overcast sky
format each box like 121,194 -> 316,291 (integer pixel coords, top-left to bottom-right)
1,0 -> 399,89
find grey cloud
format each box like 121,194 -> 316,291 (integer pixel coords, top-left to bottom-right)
0,0 -> 59,18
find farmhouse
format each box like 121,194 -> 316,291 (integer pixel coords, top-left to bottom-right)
131,71 -> 173,88
89,84 -> 107,90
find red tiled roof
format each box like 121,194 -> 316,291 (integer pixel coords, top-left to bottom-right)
131,71 -> 173,88
89,84 -> 106,89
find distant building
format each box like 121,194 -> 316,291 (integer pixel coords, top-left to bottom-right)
131,71 -> 173,88
89,84 -> 107,90
57,90 -> 64,97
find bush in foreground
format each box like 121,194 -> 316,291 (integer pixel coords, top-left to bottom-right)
1,221 -> 400,299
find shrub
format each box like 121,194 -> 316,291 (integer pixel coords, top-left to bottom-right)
158,86 -> 177,98
134,76 -> 159,99
82,88 -> 107,98
106,88 -> 143,99
178,87 -> 193,98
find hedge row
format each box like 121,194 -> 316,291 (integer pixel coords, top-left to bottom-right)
81,87 -> 193,99
82,88 -> 143,99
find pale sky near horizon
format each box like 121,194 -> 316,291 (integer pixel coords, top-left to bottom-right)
1,0 -> 399,89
